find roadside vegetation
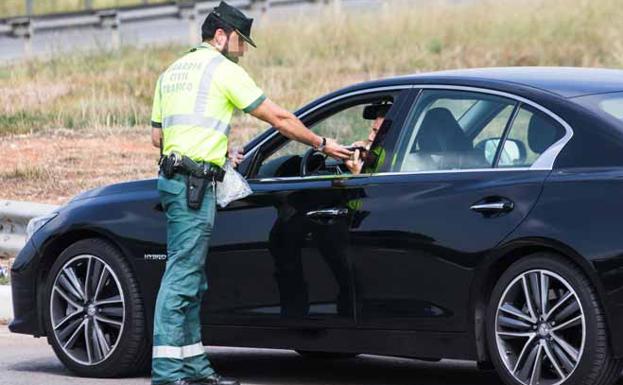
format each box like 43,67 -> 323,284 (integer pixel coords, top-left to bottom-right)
1,0 -> 622,203
1,0 -> 168,17
2,0 -> 621,138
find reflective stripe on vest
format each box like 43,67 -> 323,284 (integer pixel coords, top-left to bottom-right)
160,55 -> 227,133
162,115 -> 231,135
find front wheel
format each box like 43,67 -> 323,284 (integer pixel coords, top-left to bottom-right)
43,238 -> 149,377
486,253 -> 623,385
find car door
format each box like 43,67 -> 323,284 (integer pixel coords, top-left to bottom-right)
348,87 -> 569,332
201,87 -> 413,330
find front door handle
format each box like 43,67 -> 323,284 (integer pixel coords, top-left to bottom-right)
306,208 -> 349,219
470,198 -> 514,215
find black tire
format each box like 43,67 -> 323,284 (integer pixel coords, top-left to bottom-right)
486,253 -> 623,385
295,350 -> 359,359
43,238 -> 150,377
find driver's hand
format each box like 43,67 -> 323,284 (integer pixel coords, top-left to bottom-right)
322,138 -> 352,160
228,146 -> 245,168
345,149 -> 364,175
351,140 -> 369,149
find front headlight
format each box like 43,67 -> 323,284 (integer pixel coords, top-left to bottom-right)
25,212 -> 58,242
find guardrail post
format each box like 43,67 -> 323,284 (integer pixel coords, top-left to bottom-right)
178,2 -> 199,46
312,0 -> 341,13
251,0 -> 271,13
25,0 -> 34,16
97,10 -> 120,50
9,18 -> 33,57
331,0 -> 342,13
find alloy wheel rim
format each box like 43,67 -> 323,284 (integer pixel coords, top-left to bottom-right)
50,254 -> 125,366
495,269 -> 585,385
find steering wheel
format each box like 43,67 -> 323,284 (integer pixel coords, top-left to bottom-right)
299,148 -> 328,177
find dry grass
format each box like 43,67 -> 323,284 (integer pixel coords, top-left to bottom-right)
2,0 -> 623,138
0,0 -> 168,17
1,0 -> 623,203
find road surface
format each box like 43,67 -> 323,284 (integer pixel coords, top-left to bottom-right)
0,325 -> 505,385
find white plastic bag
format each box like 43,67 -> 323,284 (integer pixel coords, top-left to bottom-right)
216,161 -> 253,208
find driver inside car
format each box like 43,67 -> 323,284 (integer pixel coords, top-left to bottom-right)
344,101 -> 391,175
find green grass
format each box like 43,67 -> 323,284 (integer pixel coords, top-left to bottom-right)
0,275 -> 10,285
0,0 -> 169,17
2,0 -> 623,142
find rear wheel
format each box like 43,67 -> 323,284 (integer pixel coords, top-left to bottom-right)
486,253 -> 623,385
43,238 -> 149,377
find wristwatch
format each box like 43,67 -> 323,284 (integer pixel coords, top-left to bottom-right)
315,137 -> 327,152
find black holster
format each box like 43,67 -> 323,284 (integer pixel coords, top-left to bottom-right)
158,153 -> 179,179
186,174 -> 212,210
159,153 -> 223,210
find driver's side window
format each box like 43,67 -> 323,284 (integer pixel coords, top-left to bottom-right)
268,104 -> 368,162
255,97 -> 394,179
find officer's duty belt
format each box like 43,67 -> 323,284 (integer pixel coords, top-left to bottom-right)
159,153 -> 225,182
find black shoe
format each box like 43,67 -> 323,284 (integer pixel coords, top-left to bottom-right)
192,374 -> 240,385
161,380 -> 193,385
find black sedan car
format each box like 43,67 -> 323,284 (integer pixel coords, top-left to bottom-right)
11,67 -> 623,385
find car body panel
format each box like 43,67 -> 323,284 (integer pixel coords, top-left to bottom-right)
11,67 -> 623,362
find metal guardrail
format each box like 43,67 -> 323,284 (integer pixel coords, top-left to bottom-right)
0,0 -> 341,56
0,200 -> 59,259
0,0 -> 337,38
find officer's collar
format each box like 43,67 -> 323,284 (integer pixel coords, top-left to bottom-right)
185,42 -> 218,54
185,41 -> 240,63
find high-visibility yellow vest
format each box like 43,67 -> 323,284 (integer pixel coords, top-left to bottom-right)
151,43 -> 265,167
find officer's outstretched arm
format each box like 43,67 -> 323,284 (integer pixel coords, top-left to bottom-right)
250,98 -> 352,160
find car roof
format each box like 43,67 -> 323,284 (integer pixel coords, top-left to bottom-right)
382,67 -> 623,98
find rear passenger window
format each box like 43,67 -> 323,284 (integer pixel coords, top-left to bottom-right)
393,90 -> 516,172
498,106 -> 566,168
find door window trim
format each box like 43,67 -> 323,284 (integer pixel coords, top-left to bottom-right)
244,84 -> 573,183
242,85 -> 413,161
245,85 -> 413,182
398,85 -> 573,171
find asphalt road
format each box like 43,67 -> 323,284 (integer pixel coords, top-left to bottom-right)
0,326 -> 506,385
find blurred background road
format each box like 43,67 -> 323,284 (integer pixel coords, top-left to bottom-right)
0,325 -> 504,385
0,0 -> 450,62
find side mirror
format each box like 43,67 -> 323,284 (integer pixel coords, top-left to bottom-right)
481,138 -> 527,166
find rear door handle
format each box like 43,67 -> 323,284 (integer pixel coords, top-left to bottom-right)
470,199 -> 514,215
306,208 -> 349,219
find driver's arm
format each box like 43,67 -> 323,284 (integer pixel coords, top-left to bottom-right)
250,98 -> 352,160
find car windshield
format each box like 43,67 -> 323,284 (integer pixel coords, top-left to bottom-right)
574,92 -> 623,121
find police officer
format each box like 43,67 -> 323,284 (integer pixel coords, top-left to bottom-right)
149,2 -> 352,385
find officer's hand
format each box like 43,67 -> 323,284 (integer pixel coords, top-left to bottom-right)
322,138 -> 353,160
228,147 -> 245,168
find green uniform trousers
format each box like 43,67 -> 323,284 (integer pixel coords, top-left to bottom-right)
152,173 -> 216,385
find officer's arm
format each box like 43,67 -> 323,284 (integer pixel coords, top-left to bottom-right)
250,98 -> 352,160
151,127 -> 162,148
250,98 -> 319,146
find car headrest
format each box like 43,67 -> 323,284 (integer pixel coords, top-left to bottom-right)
416,107 -> 472,153
527,113 -> 565,154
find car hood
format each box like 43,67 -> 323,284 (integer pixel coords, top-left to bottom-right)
70,178 -> 157,203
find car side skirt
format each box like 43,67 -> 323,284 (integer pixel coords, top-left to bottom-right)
201,325 -> 476,360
